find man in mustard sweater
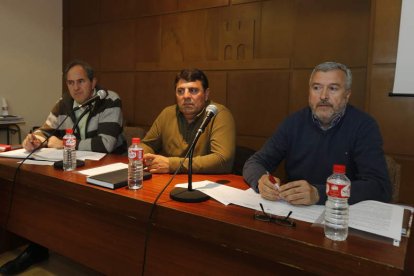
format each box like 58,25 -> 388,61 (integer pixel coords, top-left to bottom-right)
141,68 -> 236,174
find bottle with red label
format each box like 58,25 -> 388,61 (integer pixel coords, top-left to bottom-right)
63,128 -> 77,171
128,137 -> 143,190
324,164 -> 351,241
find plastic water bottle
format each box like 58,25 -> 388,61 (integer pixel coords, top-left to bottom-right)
324,164 -> 351,241
1,97 -> 9,116
63,128 -> 77,171
128,137 -> 143,190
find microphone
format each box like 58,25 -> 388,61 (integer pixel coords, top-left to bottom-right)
73,90 -> 107,111
169,104 -> 218,203
197,104 -> 218,134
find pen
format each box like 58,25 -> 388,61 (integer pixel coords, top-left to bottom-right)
266,171 -> 280,190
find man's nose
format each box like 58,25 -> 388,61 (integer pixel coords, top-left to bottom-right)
320,87 -> 329,100
183,89 -> 191,97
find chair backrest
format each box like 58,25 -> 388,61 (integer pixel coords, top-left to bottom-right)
232,146 -> 256,176
123,126 -> 147,147
385,155 -> 401,203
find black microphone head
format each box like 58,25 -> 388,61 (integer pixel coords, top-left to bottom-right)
206,104 -> 218,116
97,90 -> 108,99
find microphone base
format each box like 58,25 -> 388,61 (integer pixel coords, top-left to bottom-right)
170,187 -> 210,203
53,160 -> 85,170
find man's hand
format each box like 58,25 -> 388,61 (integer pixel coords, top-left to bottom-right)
278,180 -> 319,205
22,133 -> 42,152
143,153 -> 169,173
47,136 -> 64,149
258,173 -> 282,201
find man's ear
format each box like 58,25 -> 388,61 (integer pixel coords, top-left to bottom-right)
92,77 -> 97,89
204,88 -> 210,101
345,90 -> 351,101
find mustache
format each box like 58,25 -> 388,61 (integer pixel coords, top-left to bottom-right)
317,99 -> 332,107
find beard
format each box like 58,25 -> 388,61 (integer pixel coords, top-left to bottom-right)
312,100 -> 346,126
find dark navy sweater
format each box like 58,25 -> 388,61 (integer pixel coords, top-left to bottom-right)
243,105 -> 392,205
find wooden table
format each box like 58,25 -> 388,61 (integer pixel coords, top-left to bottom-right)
0,155 -> 413,275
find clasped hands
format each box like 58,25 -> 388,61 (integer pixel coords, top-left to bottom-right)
258,173 -> 319,205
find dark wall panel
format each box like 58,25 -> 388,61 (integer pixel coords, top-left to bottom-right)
370,66 -> 414,155
348,69 -> 367,111
67,0 -> 100,26
99,73 -> 136,125
69,25 -> 101,70
293,0 -> 370,68
135,17 -> 161,64
135,0 -> 178,16
398,158 -> 414,204
204,71 -> 228,106
101,0 -> 137,20
178,0 -> 229,10
372,0 -> 401,64
100,20 -> 136,71
160,11 -> 209,63
228,71 -> 290,137
134,72 -> 177,127
257,0 -> 295,59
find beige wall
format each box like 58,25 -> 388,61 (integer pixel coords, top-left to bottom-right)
0,0 -> 62,144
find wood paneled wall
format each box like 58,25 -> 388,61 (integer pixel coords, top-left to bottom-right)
63,0 -> 414,204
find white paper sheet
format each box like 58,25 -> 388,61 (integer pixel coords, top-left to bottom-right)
18,160 -> 55,166
349,200 -> 404,242
0,148 -> 106,161
78,162 -> 128,176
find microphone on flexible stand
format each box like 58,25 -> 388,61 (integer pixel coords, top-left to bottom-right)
73,89 -> 107,111
73,89 -> 107,131
53,91 -> 107,170
170,104 -> 218,203
72,105 -> 91,134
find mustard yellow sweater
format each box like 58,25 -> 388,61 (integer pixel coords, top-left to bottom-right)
141,102 -> 236,173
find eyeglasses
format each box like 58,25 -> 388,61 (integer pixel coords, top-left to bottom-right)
254,203 -> 296,227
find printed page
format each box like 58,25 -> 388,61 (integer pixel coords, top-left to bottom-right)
349,200 -> 404,241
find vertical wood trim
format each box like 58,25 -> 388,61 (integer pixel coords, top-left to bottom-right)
365,0 -> 376,111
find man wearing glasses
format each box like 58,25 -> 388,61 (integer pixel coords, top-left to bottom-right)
243,61 -> 391,206
140,68 -> 236,174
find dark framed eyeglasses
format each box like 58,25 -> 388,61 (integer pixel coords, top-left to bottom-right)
254,203 -> 296,227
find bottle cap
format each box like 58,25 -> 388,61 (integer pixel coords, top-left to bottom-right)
132,137 -> 140,144
66,128 -> 73,134
333,164 -> 345,174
